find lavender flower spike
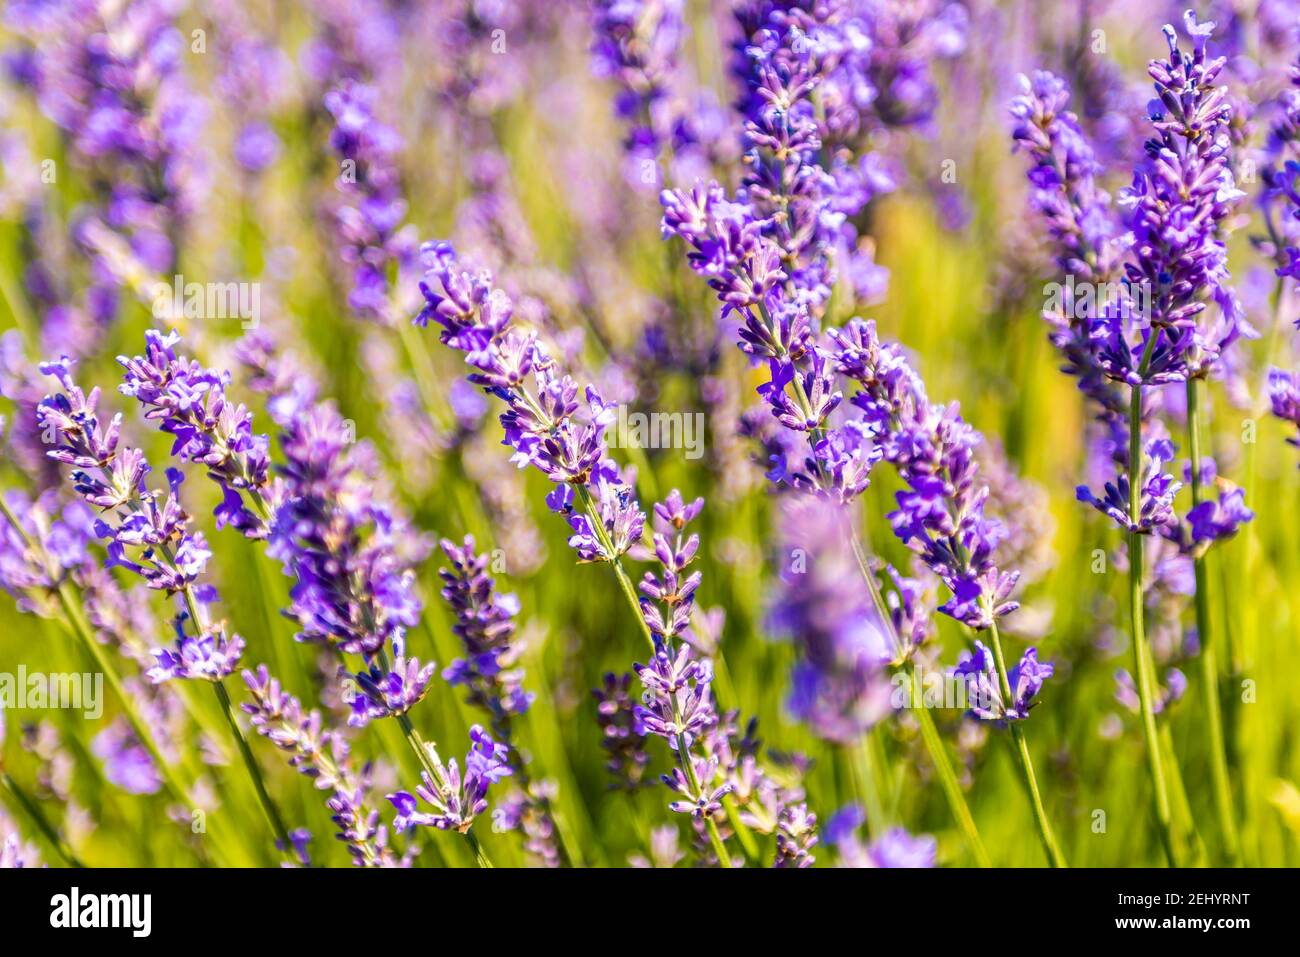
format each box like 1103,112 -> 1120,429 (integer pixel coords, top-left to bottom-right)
387,726 -> 512,833
242,665 -> 404,867
118,329 -> 272,538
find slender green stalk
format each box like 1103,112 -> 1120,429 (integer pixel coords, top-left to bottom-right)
847,525 -> 991,866
0,770 -> 85,867
984,616 -> 1066,867
910,676 -> 993,867
678,732 -> 732,867
573,483 -> 657,653
160,541 -> 291,864
854,735 -> 887,838
1185,377 -> 1240,864
1127,375 -> 1178,866
213,678 -> 293,859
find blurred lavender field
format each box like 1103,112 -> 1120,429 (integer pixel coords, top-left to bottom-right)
0,0 -> 1298,870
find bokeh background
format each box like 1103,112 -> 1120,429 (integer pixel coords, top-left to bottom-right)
1,0 -> 1298,868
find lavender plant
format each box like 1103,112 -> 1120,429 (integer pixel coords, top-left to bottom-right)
1012,12 -> 1252,865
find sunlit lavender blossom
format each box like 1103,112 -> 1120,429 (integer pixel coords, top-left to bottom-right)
1077,437 -> 1182,534
416,241 -> 646,566
345,655 -> 436,727
324,80 -> 416,323
387,726 -> 512,833
831,318 -> 1021,629
118,330 -> 272,538
769,496 -> 893,743
953,642 -> 1054,723
774,802 -> 818,868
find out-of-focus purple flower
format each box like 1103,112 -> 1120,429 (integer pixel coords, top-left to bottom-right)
10,0 -> 208,330
234,121 -> 282,173
628,824 -> 685,868
590,0 -> 690,188
438,536 -> 533,722
92,720 -> 162,796
324,80 -> 416,323
593,672 -> 650,790
769,496 -> 894,743
1269,367 -> 1300,457
266,397 -> 427,658
1115,666 -> 1187,715
0,812 -> 42,868
0,491 -> 93,616
387,726 -> 511,833
824,803 -> 936,867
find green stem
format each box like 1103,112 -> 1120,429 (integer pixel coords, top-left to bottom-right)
677,732 -> 732,867
984,617 -> 1066,867
1128,375 -> 1178,866
213,679 -> 293,861
0,770 -> 84,867
846,516 -> 990,866
573,483 -> 656,653
1184,377 -> 1240,864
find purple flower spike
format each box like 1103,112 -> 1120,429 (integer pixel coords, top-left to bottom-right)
346,655 -> 437,727
438,536 -> 533,722
118,329 -> 271,538
1077,438 -> 1182,534
242,665 -> 403,867
387,726 -> 511,834
662,753 -> 732,820
147,623 -> 246,684
416,242 -> 648,567
634,644 -> 718,750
